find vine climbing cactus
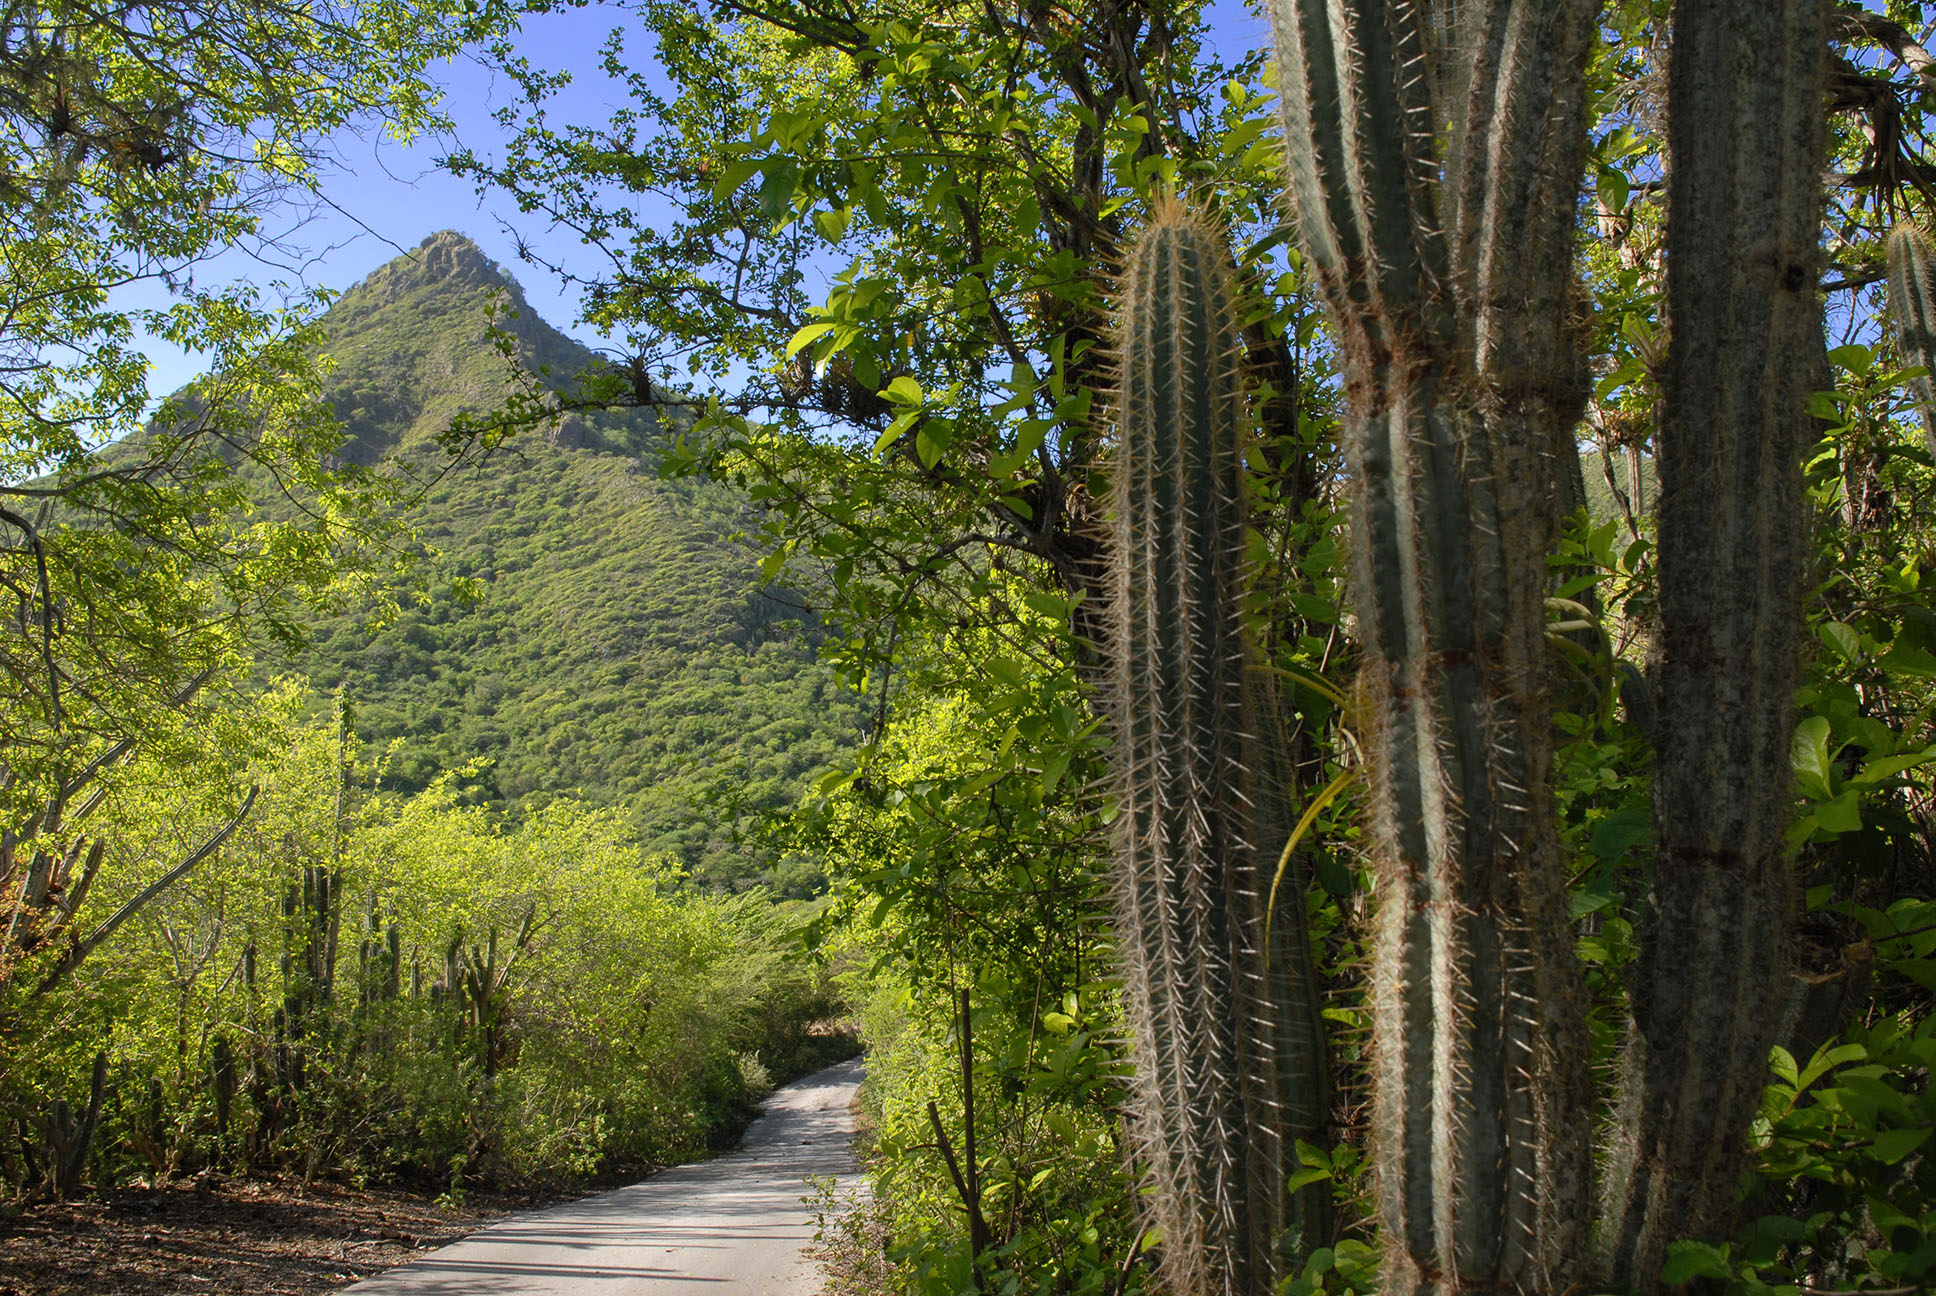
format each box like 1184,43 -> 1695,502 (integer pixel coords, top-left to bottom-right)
1263,3 -> 1597,1292
1104,201 -> 1330,1296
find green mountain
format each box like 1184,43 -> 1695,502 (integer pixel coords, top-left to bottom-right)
279,232 -> 859,893
1582,444 -> 1656,529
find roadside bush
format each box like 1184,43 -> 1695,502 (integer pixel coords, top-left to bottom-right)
0,687 -> 845,1198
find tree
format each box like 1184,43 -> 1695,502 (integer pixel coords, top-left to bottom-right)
0,0 -> 514,1064
452,0 -> 1315,647
0,0 -> 507,808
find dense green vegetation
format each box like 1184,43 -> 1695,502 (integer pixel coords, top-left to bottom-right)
4,684 -> 850,1196
8,3 -> 1936,1296
0,0 -> 503,811
0,3 -> 860,1217
450,1 -> 1936,1293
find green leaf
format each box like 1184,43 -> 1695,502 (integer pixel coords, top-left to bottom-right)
1880,644 -> 1936,678
1792,715 -> 1836,800
880,375 -> 923,405
984,658 -> 1028,687
1888,955 -> 1936,994
1853,746 -> 1936,788
873,411 -> 918,457
1818,621 -> 1862,662
1568,877 -> 1618,920
1596,163 -> 1629,213
785,322 -> 835,358
1022,590 -> 1065,621
1039,750 -> 1071,794
1284,1167 -> 1330,1193
1588,810 -> 1652,863
711,156 -> 764,197
1314,851 -> 1352,900
1661,1241 -> 1732,1285
1817,789 -> 1863,834
1797,1041 -> 1869,1091
757,159 -> 800,225
1871,1126 -> 1932,1164
914,420 -> 948,468
1809,389 -> 1846,423
1827,343 -> 1874,373
812,206 -> 851,243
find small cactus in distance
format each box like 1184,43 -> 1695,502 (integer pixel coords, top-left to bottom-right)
1886,220 -> 1936,457
1104,198 -> 1330,1296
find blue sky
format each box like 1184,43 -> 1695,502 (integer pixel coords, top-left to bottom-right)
132,3 -> 645,398
135,0 -> 1273,398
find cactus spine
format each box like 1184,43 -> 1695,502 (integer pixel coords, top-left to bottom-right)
1596,6 -> 1826,1291
1105,202 -> 1331,1296
1886,220 -> 1936,458
1264,3 -> 1597,1292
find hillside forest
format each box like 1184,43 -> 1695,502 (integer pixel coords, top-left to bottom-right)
3,2 -> 1936,1296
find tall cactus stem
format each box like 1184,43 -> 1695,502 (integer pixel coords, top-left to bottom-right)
1595,5 -> 1826,1290
1886,220 -> 1936,459
1264,2 -> 1597,1292
1105,199 -> 1331,1296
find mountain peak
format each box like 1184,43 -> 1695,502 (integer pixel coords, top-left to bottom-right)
350,230 -> 520,303
415,230 -> 511,289
318,231 -> 591,461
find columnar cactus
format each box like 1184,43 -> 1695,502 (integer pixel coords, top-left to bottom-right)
1597,6 -> 1826,1291
358,900 -> 403,1008
1105,201 -> 1331,1296
436,906 -> 536,1077
1263,3 -> 1597,1292
1886,219 -> 1936,457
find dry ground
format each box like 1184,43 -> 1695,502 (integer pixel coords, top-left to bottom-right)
0,1178 -> 565,1296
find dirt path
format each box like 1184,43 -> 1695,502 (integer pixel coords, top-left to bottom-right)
338,1058 -> 864,1295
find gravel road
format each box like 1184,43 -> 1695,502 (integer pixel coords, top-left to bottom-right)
339,1057 -> 864,1295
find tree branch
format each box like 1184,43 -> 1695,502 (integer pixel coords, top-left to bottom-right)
1834,7 -> 1936,93
33,783 -> 258,998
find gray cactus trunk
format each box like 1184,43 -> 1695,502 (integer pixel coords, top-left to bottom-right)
1594,4 -> 1827,1291
1264,3 -> 1597,1292
1105,205 -> 1332,1296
